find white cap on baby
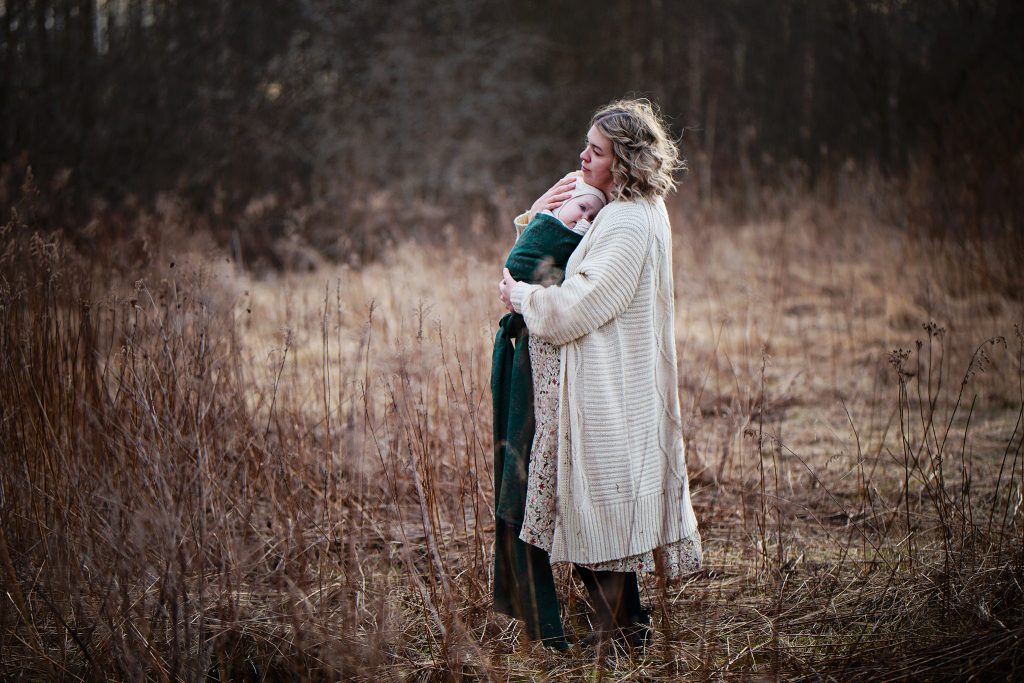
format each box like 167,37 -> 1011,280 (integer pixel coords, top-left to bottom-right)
570,176 -> 607,207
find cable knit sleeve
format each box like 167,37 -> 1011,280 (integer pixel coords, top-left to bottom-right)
513,211 -> 529,242
509,203 -> 652,346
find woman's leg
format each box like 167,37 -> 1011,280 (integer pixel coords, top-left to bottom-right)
574,566 -> 644,638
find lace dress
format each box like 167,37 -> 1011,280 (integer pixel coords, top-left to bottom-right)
518,330 -> 703,581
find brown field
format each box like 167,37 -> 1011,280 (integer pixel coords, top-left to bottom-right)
2,195 -> 1022,680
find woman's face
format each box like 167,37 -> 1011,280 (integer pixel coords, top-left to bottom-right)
580,125 -> 614,195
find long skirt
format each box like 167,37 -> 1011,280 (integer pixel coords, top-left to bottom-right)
519,337 -> 703,579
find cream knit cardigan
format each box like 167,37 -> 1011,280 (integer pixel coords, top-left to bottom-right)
509,197 -> 699,565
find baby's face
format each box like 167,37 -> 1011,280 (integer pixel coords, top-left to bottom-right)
557,194 -> 604,229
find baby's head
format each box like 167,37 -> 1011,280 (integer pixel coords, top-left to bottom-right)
555,176 -> 607,229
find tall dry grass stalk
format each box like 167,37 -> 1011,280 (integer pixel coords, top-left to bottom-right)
1,185 -> 1022,680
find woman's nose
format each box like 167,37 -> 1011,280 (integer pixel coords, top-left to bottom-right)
580,148 -> 588,162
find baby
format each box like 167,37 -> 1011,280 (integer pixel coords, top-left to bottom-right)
538,177 -> 606,234
506,174 -> 607,285
490,174 -> 607,628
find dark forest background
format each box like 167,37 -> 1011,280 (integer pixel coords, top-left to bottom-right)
2,0 -> 1022,268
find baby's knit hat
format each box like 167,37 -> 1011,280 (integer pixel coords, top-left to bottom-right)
570,173 -> 607,207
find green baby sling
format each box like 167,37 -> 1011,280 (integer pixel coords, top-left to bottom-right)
491,213 -> 582,649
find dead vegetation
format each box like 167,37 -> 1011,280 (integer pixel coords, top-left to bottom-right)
1,187 -> 1022,680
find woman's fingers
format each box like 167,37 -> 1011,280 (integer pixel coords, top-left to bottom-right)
531,173 -> 579,219
544,174 -> 577,198
539,185 -> 569,204
499,269 -> 519,312
544,190 -> 573,209
553,176 -> 577,193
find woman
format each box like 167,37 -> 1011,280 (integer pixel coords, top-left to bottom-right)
498,99 -> 702,650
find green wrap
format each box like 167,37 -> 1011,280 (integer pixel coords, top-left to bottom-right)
491,213 -> 582,648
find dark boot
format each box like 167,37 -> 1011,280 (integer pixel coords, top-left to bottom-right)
574,567 -> 648,655
615,607 -> 651,654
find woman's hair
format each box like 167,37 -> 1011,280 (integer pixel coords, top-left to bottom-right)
590,98 -> 684,202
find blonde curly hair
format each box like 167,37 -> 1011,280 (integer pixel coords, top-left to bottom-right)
591,98 -> 684,202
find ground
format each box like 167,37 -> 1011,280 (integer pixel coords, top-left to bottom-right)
2,200 -> 1021,679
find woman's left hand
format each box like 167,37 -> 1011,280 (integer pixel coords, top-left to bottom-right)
499,268 -> 517,312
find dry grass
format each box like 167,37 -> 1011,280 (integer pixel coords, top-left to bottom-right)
1,191 -> 1022,681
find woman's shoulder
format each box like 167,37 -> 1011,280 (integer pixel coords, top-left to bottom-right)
596,200 -> 634,219
595,198 -> 662,229
606,196 -> 665,212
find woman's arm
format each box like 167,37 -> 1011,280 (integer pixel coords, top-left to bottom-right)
506,204 -> 652,345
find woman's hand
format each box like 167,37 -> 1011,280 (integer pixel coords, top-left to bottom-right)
499,268 -> 518,312
528,172 -> 578,222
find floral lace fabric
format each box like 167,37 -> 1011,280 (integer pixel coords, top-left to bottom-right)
519,337 -> 702,581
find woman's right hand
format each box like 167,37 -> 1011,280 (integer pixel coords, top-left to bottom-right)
528,172 -> 578,222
